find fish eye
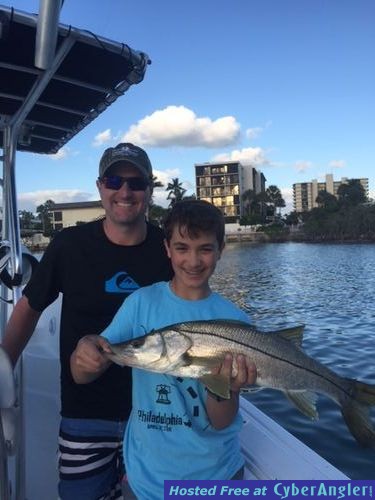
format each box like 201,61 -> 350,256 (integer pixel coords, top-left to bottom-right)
132,339 -> 145,349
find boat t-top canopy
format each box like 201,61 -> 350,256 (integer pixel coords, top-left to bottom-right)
0,4 -> 150,154
0,2 -> 150,290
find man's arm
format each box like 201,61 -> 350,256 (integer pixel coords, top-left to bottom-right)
70,335 -> 113,384
206,354 -> 257,430
1,296 -> 42,366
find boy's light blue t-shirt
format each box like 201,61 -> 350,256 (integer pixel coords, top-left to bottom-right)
101,281 -> 251,500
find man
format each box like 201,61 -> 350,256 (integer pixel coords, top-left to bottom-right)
1,143 -> 173,500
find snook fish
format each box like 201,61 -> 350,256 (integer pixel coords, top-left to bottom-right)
105,319 -> 375,447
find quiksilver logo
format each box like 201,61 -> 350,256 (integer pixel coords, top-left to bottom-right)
105,272 -> 140,293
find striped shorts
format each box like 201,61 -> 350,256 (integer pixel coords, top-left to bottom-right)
58,417 -> 126,500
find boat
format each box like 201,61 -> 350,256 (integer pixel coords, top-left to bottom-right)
0,2 -> 348,498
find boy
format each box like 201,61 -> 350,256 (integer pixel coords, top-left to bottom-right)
71,200 -> 256,499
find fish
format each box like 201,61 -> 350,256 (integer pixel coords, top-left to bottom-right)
105,319 -> 375,447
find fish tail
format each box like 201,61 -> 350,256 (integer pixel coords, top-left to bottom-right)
340,380 -> 375,448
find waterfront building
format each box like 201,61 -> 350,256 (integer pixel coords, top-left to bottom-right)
195,160 -> 266,223
49,201 -> 104,230
293,174 -> 369,213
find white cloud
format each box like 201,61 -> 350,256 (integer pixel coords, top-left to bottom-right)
18,190 -> 96,213
47,147 -> 71,161
151,191 -> 169,208
152,168 -> 180,186
92,129 -> 113,147
280,187 -> 294,214
328,160 -> 346,169
212,147 -> 270,166
122,105 -> 240,148
295,160 -> 313,173
245,127 -> 263,140
245,121 -> 272,140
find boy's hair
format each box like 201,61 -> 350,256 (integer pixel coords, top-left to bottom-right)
163,200 -> 225,247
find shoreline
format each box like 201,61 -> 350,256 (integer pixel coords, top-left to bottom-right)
225,231 -> 375,244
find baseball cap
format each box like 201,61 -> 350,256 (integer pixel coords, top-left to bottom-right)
99,143 -> 153,180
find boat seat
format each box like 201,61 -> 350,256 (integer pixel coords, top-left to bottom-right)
0,346 -> 18,456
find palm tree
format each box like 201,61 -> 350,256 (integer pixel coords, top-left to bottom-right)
266,185 -> 285,217
166,178 -> 186,208
151,175 -> 163,189
241,189 -> 257,216
19,210 -> 35,230
36,199 -> 55,235
255,190 -> 271,219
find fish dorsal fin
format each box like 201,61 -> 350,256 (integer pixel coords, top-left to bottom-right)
199,374 -> 231,400
270,325 -> 305,347
283,390 -> 319,420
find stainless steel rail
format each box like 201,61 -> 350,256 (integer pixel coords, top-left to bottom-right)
0,346 -> 16,500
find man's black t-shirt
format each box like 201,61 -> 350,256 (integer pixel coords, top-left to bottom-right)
23,220 -> 173,420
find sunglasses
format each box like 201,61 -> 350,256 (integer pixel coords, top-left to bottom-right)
99,175 -> 149,191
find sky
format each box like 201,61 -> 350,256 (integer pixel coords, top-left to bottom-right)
4,0 -> 375,214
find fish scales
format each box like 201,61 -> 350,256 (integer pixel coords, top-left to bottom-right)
172,320 -> 353,399
106,319 -> 375,447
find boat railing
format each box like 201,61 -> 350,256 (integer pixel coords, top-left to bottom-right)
0,345 -> 16,500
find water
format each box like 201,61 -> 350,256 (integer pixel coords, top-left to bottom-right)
211,242 -> 375,479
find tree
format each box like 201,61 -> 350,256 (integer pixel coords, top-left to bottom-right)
151,175 -> 163,189
166,178 -> 186,208
337,179 -> 367,207
255,191 -> 271,219
315,190 -> 338,212
181,193 -> 197,201
19,210 -> 35,230
284,211 -> 300,226
239,214 -> 263,226
266,185 -> 285,216
148,204 -> 168,227
241,189 -> 257,216
36,199 -> 55,236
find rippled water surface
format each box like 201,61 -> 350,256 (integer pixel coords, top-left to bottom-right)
211,242 -> 375,479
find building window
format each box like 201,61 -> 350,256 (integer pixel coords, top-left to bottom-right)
54,211 -> 62,222
54,223 -> 63,230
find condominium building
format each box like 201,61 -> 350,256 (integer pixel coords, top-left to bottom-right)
195,161 -> 266,223
293,174 -> 369,213
49,201 -> 104,230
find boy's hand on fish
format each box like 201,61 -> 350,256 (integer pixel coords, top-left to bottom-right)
218,353 -> 257,393
73,335 -> 113,374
